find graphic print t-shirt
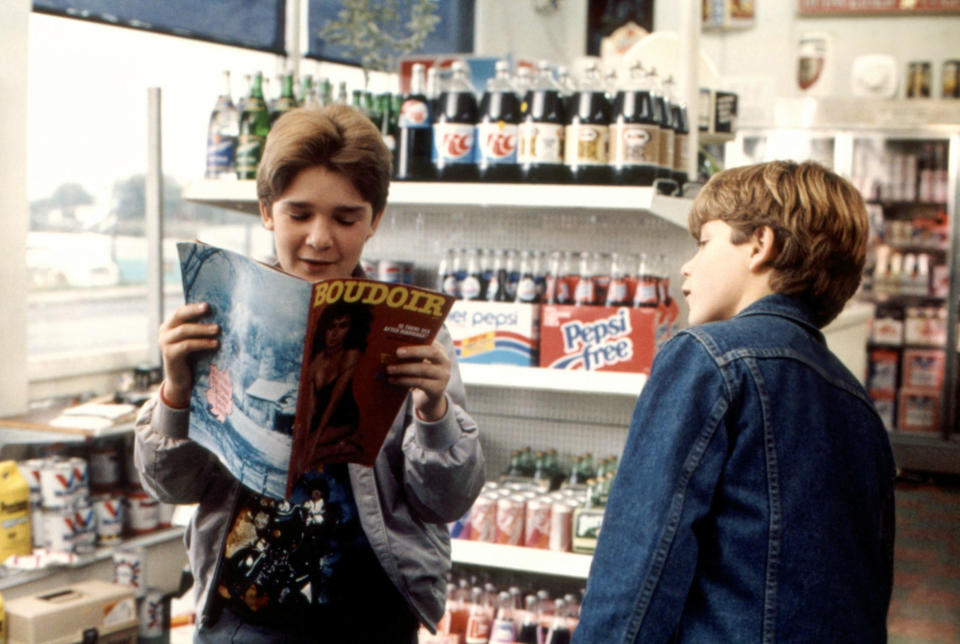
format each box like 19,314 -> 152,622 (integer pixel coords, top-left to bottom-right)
215,464 -> 400,627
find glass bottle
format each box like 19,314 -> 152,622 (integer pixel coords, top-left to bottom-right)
236,71 -> 271,180
204,70 -> 239,180
270,72 -> 297,127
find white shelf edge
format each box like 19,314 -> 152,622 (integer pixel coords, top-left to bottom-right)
183,179 -> 693,227
450,539 -> 592,579
459,363 -> 645,397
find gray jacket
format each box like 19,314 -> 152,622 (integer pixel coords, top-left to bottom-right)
133,328 -> 484,632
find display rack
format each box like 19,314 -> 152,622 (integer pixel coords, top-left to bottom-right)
450,540 -> 592,579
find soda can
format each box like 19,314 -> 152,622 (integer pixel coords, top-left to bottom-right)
68,457 -> 90,507
524,497 -> 552,549
88,443 -> 122,488
125,489 -> 159,534
377,259 -> 403,283
138,588 -> 166,640
92,494 -> 124,544
468,493 -> 497,543
495,495 -> 525,546
114,546 -> 146,597
42,508 -> 76,553
40,458 -> 76,509
72,502 -> 97,554
549,502 -> 574,552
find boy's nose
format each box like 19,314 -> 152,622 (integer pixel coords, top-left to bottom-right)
306,219 -> 332,249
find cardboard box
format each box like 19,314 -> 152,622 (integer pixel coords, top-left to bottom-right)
446,301 -> 539,366
6,580 -> 138,644
897,387 -> 941,433
902,348 -> 946,390
539,305 -> 658,373
867,347 -> 900,395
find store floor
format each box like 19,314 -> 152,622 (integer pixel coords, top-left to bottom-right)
889,474 -> 960,644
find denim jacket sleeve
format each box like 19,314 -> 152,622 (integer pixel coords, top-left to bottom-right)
575,332 -> 731,644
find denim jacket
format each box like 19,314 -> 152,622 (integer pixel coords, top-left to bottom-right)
575,295 -> 895,643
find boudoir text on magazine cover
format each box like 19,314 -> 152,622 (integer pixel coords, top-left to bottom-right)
177,242 -> 454,499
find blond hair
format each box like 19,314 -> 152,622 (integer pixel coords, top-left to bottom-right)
256,104 -> 392,216
688,161 -> 868,327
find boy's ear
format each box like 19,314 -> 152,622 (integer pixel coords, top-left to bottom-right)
748,225 -> 777,272
260,200 -> 274,230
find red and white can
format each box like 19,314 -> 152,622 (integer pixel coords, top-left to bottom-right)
68,457 -> 90,507
41,508 -> 76,552
549,502 -> 574,552
17,458 -> 45,500
495,495 -> 525,546
92,493 -> 124,544
138,588 -> 166,639
125,489 -> 159,534
40,458 -> 76,509
468,493 -> 497,543
72,502 -> 97,554
113,546 -> 146,597
89,443 -> 122,488
524,497 -> 552,549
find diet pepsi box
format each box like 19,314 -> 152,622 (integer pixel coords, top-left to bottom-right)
445,301 -> 540,366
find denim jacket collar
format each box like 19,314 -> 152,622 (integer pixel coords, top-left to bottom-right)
733,294 -> 825,344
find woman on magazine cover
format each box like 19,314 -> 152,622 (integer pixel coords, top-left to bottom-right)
134,104 -> 485,643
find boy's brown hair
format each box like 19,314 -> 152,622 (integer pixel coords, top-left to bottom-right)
688,160 -> 868,327
257,104 -> 392,217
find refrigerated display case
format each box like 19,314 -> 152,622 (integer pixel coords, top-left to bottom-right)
728,97 -> 960,474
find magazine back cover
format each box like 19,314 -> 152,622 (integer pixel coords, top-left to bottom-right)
178,242 -> 312,500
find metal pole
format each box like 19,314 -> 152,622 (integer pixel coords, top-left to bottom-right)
678,0 -> 701,184
146,87 -> 164,367
941,132 -> 959,438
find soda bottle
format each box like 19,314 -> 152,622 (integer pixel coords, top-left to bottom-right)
610,62 -> 661,186
270,72 -> 297,127
335,81 -> 348,105
573,252 -> 597,306
650,69 -> 676,182
519,60 -> 569,184
564,61 -> 612,185
489,591 -> 518,644
504,249 -> 521,301
518,446 -> 535,476
426,65 -> 440,116
605,252 -> 634,306
555,65 -> 577,113
465,586 -> 494,644
593,252 -> 612,303
534,250 -> 548,300
297,74 -> 316,107
515,250 -> 540,303
204,70 -> 239,180
317,77 -> 333,107
376,92 -> 397,158
668,77 -> 691,187
433,60 -> 479,182
438,248 -> 459,297
513,65 -> 534,98
634,252 -> 660,307
516,595 -> 542,644
396,63 -> 434,181
477,60 -> 521,182
460,248 -> 484,301
236,73 -> 251,113
236,71 -> 271,180
545,599 -> 572,644
486,249 -> 510,301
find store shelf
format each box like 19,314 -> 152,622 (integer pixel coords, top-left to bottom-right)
451,539 -> 592,579
460,363 -> 646,397
183,179 -> 694,228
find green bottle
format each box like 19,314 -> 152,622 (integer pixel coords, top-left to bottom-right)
236,71 -> 271,180
318,78 -> 333,107
298,74 -> 317,107
271,73 -> 297,127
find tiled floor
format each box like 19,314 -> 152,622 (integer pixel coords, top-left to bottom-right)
888,474 -> 960,644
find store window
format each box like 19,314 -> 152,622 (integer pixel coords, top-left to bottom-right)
27,12 -> 276,375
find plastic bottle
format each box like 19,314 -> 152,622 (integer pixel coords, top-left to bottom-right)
477,60 -> 521,182
665,76 -> 691,187
489,591 -> 518,643
465,586 -> 494,644
516,594 -> 542,644
519,61 -> 569,184
564,61 -> 612,185
236,71 -> 271,180
433,60 -> 479,182
396,63 -> 434,181
204,70 -> 239,180
634,252 -> 660,307
610,62 -> 661,186
649,68 -> 676,182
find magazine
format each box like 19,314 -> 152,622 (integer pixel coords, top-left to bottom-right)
177,241 -> 455,499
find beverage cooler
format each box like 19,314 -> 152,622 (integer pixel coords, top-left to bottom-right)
728,97 -> 960,474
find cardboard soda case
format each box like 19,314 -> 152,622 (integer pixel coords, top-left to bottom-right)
446,301 -> 540,366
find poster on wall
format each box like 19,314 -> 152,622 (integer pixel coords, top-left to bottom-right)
703,0 -> 756,29
798,0 -> 960,15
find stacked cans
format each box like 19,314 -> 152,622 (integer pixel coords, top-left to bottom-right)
16,456 -> 94,554
454,481 -> 584,552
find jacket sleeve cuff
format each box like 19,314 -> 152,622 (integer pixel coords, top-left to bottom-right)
414,394 -> 467,451
152,396 -> 191,439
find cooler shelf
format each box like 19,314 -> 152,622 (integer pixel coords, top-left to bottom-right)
459,363 -> 645,398
182,179 -> 693,228
450,539 -> 592,579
